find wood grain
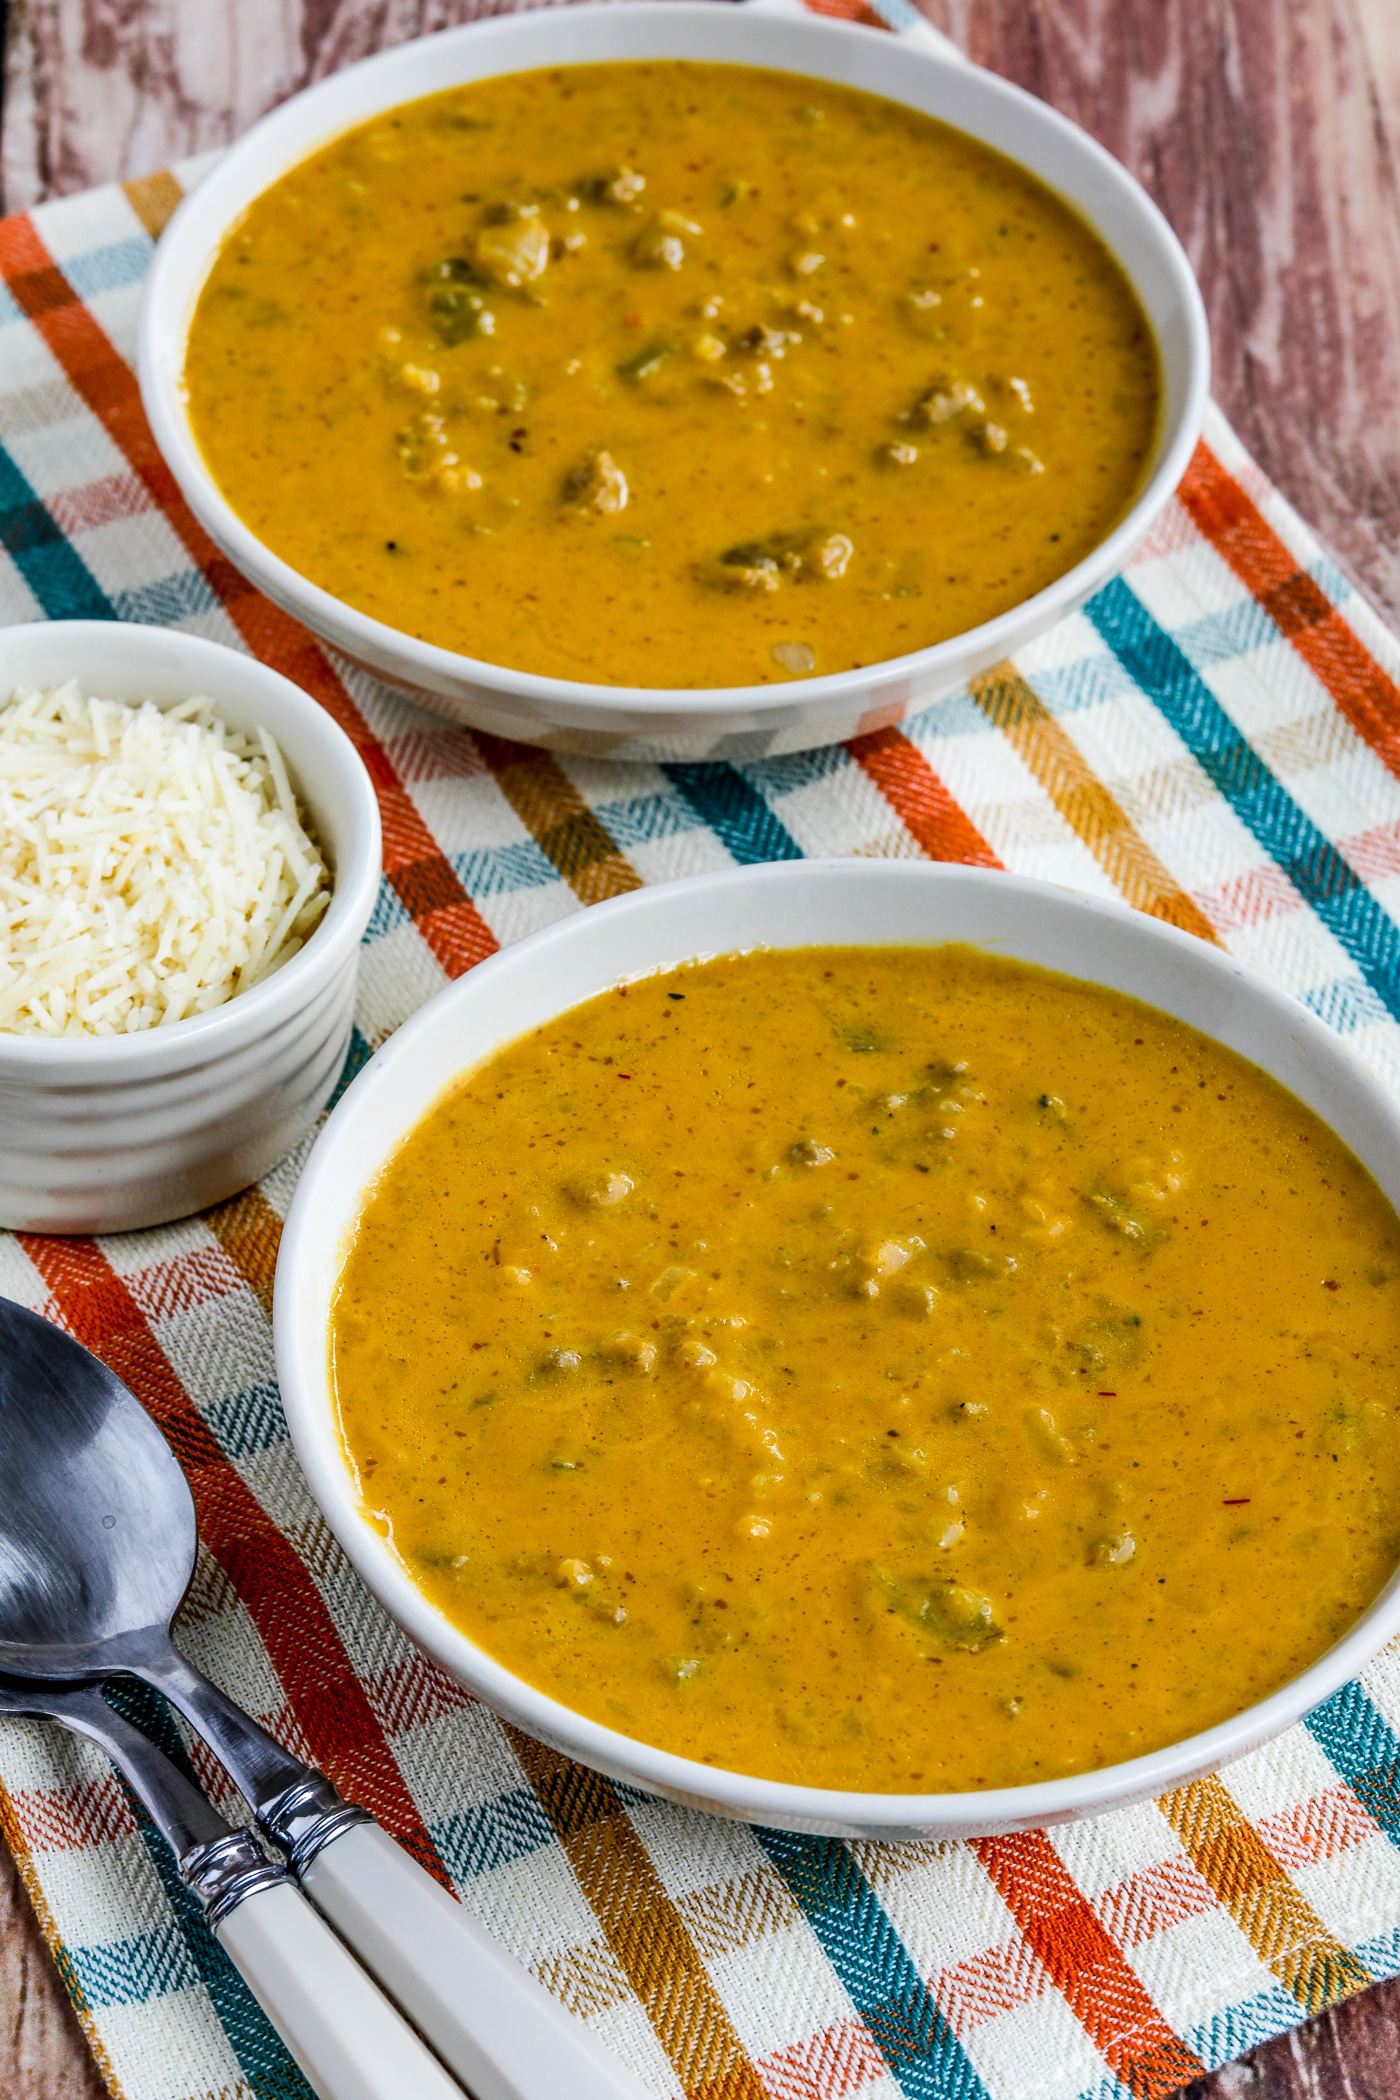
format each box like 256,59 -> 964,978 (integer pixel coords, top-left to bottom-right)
0,1839 -> 105,2100
4,3 -> 1400,2097
0,0 -> 524,211
940,0 -> 1400,650
1183,1979 -> 1400,2100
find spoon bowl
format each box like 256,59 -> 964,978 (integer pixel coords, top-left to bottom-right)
0,1294 -> 336,1807
0,1300 -> 195,1672
0,1295 -> 353,1817
0,1294 -> 659,2099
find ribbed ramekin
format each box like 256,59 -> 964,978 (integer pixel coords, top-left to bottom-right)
0,622 -> 380,1233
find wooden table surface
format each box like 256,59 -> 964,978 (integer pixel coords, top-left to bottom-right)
2,3 -> 1400,2096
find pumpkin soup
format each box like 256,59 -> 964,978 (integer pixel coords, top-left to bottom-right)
330,948 -> 1400,1791
185,63 -> 1160,689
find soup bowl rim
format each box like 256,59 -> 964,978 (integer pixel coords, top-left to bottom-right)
274,860 -> 1400,1838
137,2 -> 1210,746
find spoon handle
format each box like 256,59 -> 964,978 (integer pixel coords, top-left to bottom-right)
140,1647 -> 654,2098
218,1878 -> 467,2100
300,1821 -> 654,2100
0,1684 -> 466,2100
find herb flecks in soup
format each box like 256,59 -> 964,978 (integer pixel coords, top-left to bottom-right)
331,949 -> 1400,1792
186,64 -> 1160,689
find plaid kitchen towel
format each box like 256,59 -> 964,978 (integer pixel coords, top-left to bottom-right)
8,19 -> 1400,2100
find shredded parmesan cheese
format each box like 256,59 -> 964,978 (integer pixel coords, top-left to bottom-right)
0,681 -> 332,1037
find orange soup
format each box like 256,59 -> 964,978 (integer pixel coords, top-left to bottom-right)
186,64 -> 1159,688
330,948 -> 1400,1791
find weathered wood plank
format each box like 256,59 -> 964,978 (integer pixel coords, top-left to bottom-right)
0,0 -> 513,212
945,0 -> 1400,640
0,1838 -> 105,2100
1183,1975 -> 1400,2100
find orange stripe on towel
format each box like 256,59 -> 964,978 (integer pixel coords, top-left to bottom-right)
1179,444 -> 1400,786
971,662 -> 1220,941
1160,1775 -> 1372,2015
976,1830 -> 1205,2097
848,725 -> 1002,866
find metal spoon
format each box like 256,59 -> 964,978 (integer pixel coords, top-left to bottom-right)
0,1675 -> 465,2100
0,1297 -> 648,2100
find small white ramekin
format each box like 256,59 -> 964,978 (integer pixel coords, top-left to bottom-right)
0,622 -> 380,1234
275,861 -> 1400,1839
139,4 -> 1210,763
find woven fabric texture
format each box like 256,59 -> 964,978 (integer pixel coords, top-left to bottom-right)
7,65 -> 1400,2100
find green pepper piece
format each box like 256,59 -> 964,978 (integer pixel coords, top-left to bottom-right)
617,341 -> 674,383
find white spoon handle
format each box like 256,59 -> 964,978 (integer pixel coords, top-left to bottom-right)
302,1822 -> 653,2100
218,1878 -> 465,2100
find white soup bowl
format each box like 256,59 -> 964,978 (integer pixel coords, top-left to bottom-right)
274,862 -> 1400,1838
139,5 -> 1209,763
